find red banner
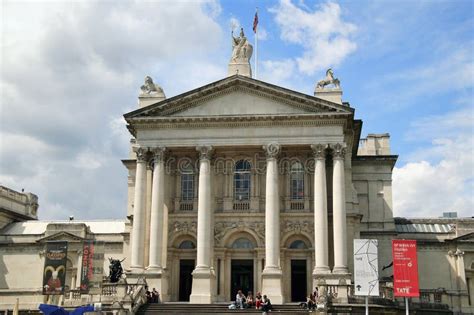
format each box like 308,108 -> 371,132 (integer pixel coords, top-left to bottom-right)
392,240 -> 420,297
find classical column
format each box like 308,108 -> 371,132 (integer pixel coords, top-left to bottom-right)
331,143 -> 348,274
261,143 -> 284,304
190,145 -> 215,304
148,147 -> 166,270
131,147 -> 148,270
311,144 -> 330,275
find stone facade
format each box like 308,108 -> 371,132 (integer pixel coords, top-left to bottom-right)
0,72 -> 472,315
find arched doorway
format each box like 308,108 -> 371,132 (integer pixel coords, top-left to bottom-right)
223,232 -> 259,301
283,236 -> 312,302
169,235 -> 197,301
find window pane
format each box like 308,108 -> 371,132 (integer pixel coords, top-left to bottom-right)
232,238 -> 254,249
290,162 -> 304,200
289,240 -> 307,249
181,173 -> 194,201
234,160 -> 251,201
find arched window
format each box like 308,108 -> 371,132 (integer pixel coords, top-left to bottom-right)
179,240 -> 196,249
181,164 -> 194,202
234,160 -> 251,201
289,240 -> 308,249
232,238 -> 255,249
290,162 -> 304,200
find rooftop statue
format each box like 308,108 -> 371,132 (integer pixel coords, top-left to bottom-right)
231,28 -> 253,63
316,68 -> 340,89
140,76 -> 165,96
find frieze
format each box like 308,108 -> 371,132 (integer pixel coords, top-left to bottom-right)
281,220 -> 313,235
169,220 -> 197,236
214,220 -> 265,246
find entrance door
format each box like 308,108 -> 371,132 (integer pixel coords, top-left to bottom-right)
291,259 -> 307,302
230,259 -> 254,300
179,259 -> 194,301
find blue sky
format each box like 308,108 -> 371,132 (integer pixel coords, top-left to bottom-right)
1,0 -> 473,219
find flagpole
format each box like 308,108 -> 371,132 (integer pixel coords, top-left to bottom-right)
255,7 -> 258,79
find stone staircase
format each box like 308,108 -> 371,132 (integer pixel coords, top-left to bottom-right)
138,303 -> 317,315
137,302 -> 453,315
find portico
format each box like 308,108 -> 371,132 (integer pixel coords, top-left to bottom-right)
127,140 -> 351,303
124,37 -> 355,303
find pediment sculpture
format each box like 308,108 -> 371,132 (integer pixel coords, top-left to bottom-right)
140,76 -> 165,97
230,28 -> 253,63
316,68 -> 340,89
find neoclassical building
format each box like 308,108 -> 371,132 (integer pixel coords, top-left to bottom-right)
0,32 -> 473,314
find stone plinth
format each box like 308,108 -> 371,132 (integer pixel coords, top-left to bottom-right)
261,267 -> 284,304
138,95 -> 166,108
189,267 -> 216,303
145,269 -> 169,302
228,61 -> 252,78
314,87 -> 343,104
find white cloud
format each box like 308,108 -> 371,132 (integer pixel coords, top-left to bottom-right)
257,27 -> 268,41
229,17 -> 241,32
0,1 -> 225,219
269,0 -> 357,75
393,107 -> 474,218
260,59 -> 296,85
363,45 -> 473,110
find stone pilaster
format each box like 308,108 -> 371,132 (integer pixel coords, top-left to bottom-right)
261,143 -> 284,304
190,145 -> 215,304
311,144 -> 330,277
130,147 -> 148,270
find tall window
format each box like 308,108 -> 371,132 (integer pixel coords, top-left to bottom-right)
181,165 -> 194,201
234,160 -> 251,201
290,162 -> 304,200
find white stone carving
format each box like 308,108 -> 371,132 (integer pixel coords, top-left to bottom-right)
228,28 -> 253,77
263,143 -> 280,159
231,28 -> 253,63
316,69 -> 340,89
140,76 -> 165,96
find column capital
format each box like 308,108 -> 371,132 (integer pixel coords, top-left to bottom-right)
150,146 -> 167,163
263,143 -> 280,159
330,143 -> 346,160
196,145 -> 214,160
311,144 -> 328,160
133,147 -> 148,162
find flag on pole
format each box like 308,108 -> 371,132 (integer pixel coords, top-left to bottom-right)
253,12 -> 259,33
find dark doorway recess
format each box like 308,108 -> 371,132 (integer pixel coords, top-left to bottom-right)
179,259 -> 194,301
230,259 -> 254,301
291,259 -> 307,302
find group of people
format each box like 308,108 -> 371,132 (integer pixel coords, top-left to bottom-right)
145,287 -> 160,303
232,290 -> 272,312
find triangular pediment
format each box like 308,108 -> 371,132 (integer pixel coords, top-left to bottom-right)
37,231 -> 86,243
124,75 -> 353,120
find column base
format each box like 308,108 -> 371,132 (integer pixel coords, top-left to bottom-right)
189,266 -> 216,304
261,267 -> 283,304
128,266 -> 145,274
312,266 -> 331,275
332,266 -> 349,274
145,268 -> 169,302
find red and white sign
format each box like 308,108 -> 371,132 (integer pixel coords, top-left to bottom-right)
392,240 -> 419,297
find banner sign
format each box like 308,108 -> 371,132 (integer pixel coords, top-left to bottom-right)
354,239 -> 379,296
392,240 -> 420,297
42,241 -> 68,295
80,240 -> 104,294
